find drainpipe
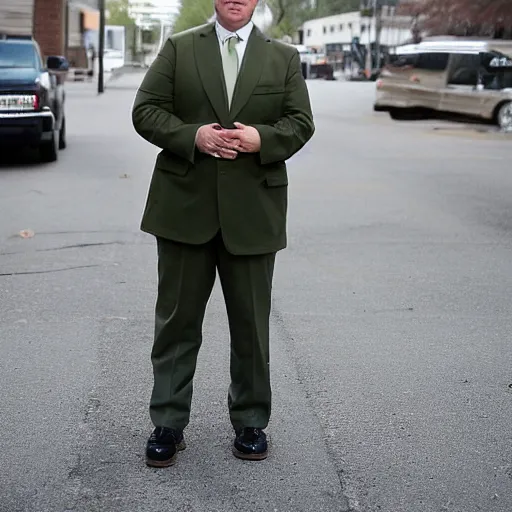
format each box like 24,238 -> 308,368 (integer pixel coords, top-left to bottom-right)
98,0 -> 105,93
64,0 -> 69,57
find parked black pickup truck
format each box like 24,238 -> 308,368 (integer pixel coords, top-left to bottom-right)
0,35 -> 69,163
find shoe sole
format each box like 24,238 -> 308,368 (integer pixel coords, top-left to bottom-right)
232,446 -> 268,461
145,440 -> 186,468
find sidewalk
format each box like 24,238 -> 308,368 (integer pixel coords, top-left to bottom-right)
106,67 -> 147,90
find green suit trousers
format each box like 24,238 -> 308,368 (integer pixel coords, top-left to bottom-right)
150,232 -> 275,430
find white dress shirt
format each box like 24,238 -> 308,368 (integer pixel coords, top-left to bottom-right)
215,20 -> 254,66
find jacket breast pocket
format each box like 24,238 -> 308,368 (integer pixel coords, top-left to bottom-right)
155,151 -> 190,177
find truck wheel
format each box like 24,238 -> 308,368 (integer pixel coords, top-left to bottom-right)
40,131 -> 58,163
59,116 -> 67,150
497,102 -> 512,131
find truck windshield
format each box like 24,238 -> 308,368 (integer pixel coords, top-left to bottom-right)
0,42 -> 37,69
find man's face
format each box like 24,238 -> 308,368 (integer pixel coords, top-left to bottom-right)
215,0 -> 259,31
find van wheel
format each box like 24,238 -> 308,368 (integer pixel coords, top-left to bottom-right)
389,108 -> 413,121
390,108 -> 428,121
40,131 -> 58,163
497,102 -> 512,131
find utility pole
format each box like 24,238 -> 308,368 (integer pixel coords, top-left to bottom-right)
363,0 -> 375,78
98,0 -> 106,94
375,0 -> 383,71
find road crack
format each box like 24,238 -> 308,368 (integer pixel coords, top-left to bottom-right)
38,242 -> 127,252
271,303 -> 360,512
0,264 -> 101,277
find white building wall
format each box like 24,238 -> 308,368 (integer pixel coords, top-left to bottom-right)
0,0 -> 34,36
302,11 -> 414,50
68,5 -> 83,47
67,0 -> 100,42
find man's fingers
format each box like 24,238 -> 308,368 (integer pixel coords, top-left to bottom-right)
221,149 -> 238,158
218,149 -> 238,159
213,136 -> 240,151
219,132 -> 239,142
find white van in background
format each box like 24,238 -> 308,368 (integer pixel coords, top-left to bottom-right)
374,39 -> 512,130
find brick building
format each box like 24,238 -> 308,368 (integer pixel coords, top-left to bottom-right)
0,0 -> 99,59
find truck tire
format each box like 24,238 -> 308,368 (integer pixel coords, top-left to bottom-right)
40,131 -> 58,163
59,116 -> 67,150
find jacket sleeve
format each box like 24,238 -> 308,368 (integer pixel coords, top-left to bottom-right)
132,38 -> 201,163
252,50 -> 315,165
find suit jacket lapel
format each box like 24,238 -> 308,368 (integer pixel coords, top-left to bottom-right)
230,27 -> 269,120
194,23 -> 230,125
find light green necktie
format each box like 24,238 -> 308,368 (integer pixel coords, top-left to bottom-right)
221,35 -> 240,109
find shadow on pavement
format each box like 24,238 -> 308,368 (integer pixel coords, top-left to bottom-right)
0,150 -> 45,169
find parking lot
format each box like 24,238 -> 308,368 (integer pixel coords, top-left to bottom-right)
1,74 -> 512,512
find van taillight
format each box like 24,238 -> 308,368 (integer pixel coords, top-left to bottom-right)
33,93 -> 39,110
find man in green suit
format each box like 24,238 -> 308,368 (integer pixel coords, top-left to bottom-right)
132,0 -> 314,467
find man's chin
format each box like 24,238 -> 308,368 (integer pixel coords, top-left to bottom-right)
227,13 -> 244,22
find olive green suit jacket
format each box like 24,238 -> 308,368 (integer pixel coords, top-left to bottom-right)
132,23 -> 315,255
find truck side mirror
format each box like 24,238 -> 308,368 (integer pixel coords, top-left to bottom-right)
47,56 -> 69,72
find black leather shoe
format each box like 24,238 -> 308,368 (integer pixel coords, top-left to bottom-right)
233,428 -> 268,461
146,427 -> 186,468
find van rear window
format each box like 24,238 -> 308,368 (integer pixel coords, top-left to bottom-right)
416,53 -> 450,71
388,53 -> 417,68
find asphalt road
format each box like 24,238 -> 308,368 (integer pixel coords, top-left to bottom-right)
1,73 -> 512,512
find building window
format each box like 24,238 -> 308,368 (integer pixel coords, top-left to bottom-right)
330,25 -> 335,33
339,24 -> 344,31
307,29 -> 312,37
323,26 -> 327,34
361,24 -> 366,33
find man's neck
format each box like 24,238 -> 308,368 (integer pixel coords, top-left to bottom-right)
216,18 -> 251,33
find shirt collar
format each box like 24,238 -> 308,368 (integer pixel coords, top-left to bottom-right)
215,20 -> 254,44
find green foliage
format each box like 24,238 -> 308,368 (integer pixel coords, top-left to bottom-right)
106,0 -> 135,26
267,0 -> 361,38
173,0 -> 215,34
316,0 -> 361,17
171,0 -> 362,38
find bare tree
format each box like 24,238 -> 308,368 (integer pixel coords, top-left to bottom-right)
399,0 -> 512,38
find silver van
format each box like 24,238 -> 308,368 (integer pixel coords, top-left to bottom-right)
374,38 -> 512,130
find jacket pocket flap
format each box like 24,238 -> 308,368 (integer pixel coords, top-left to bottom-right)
265,173 -> 288,187
155,152 -> 190,176
253,85 -> 286,95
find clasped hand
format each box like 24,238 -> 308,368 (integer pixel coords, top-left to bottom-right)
196,123 -> 261,160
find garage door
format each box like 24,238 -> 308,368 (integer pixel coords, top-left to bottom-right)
0,0 -> 34,36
